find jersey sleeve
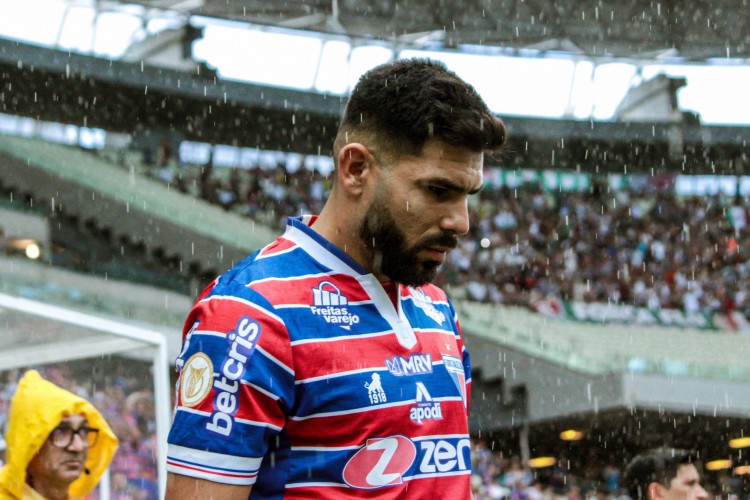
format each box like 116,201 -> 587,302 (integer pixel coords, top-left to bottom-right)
167,280 -> 295,486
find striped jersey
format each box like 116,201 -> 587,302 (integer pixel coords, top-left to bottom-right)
167,215 -> 473,498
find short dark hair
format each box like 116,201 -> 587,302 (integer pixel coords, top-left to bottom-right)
335,58 -> 506,165
623,448 -> 699,500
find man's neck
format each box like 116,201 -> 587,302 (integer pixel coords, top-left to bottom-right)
310,205 -> 379,278
27,478 -> 70,500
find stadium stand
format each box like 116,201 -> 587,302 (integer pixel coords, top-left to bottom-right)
3,6 -> 750,496
4,129 -> 750,498
115,138 -> 750,328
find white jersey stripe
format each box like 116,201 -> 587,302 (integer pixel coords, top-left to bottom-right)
286,481 -> 349,489
175,407 -> 282,431
167,443 -> 262,473
255,243 -> 298,260
291,444 -> 362,452
180,330 -> 294,377
295,366 -> 390,385
166,463 -> 257,486
410,433 -> 471,442
412,327 -> 458,336
275,298 -> 373,310
248,270 -> 338,285
243,379 -> 281,401
256,345 -> 294,376
236,417 -> 283,431
176,406 -> 211,417
294,361 -> 447,385
290,329 -> 392,346
402,470 -> 472,481
190,330 -> 225,339
289,398 -> 414,421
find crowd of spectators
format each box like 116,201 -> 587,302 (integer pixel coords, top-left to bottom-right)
0,362 -> 159,499
150,157 -> 750,322
444,181 -> 749,321
469,439 -> 629,500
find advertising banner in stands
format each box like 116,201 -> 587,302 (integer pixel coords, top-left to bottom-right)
532,297 -> 750,332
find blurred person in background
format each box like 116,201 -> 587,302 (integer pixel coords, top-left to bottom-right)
623,448 -> 708,500
0,370 -> 118,500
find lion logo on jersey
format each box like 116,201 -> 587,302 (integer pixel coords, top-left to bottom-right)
365,373 -> 387,404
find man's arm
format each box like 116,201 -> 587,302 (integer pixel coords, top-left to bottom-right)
166,473 -> 253,500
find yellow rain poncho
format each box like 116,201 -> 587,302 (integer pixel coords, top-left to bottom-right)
0,370 -> 118,499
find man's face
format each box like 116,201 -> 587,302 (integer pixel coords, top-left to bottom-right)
27,414 -> 89,489
653,464 -> 708,500
360,139 -> 483,286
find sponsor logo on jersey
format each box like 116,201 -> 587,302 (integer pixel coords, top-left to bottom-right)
364,373 -> 387,405
410,288 -> 446,325
342,435 -> 470,489
342,435 -> 416,489
180,352 -> 213,408
417,436 -> 471,474
442,354 -> 467,409
410,382 -> 443,424
311,281 -> 360,330
206,316 -> 261,437
385,353 -> 433,377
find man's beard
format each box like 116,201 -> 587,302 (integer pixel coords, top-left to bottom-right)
359,196 -> 458,287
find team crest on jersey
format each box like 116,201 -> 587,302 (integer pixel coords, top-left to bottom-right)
410,382 -> 443,424
385,353 -> 433,376
442,355 -> 467,409
364,373 -> 387,404
311,281 -> 361,330
180,352 -> 213,408
410,288 -> 446,325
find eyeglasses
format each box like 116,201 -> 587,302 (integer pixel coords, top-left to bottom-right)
49,424 -> 99,448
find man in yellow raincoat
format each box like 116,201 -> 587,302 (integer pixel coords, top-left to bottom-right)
0,370 -> 118,499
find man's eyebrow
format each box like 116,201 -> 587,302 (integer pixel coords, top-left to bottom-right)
58,419 -> 89,428
427,178 -> 484,195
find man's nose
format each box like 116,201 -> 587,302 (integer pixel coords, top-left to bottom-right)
67,432 -> 86,451
441,199 -> 470,236
696,485 -> 709,500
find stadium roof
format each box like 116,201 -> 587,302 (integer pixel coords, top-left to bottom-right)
3,38 -> 750,175
120,0 -> 750,60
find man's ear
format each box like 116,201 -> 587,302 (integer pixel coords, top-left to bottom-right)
336,143 -> 375,196
648,482 -> 666,500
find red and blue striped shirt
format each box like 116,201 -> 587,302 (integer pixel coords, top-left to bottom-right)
167,215 -> 472,498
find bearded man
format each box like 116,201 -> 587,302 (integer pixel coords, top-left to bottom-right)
166,58 -> 506,499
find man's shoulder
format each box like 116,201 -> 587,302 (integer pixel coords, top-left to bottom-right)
222,235 -> 317,286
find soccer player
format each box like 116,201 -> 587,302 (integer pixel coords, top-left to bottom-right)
623,448 -> 709,500
166,58 -> 507,498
